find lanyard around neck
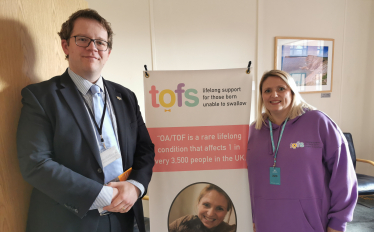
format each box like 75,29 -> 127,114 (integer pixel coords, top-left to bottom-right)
268,118 -> 288,167
83,85 -> 108,148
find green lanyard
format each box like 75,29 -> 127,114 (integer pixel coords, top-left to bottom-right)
268,118 -> 288,168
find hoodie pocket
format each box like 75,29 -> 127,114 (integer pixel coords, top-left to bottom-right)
254,198 -> 315,232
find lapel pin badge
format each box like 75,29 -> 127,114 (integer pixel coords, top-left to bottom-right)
117,96 -> 122,100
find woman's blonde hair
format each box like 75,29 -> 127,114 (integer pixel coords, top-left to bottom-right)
255,70 -> 315,130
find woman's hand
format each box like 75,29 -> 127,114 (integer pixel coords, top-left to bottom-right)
327,227 -> 342,232
253,223 -> 256,232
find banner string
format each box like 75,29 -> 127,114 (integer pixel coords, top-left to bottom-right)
246,61 -> 252,74
144,64 -> 149,78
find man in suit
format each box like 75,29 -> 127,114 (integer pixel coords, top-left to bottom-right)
16,9 -> 154,232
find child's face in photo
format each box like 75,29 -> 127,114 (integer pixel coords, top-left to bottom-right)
197,190 -> 228,229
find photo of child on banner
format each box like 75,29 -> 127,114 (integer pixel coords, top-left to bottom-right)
169,183 -> 236,232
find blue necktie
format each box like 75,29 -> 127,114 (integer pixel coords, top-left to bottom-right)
90,85 -> 123,183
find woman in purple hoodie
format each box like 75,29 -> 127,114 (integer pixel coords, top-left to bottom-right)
246,70 -> 357,232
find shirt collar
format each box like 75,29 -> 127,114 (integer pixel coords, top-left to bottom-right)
68,68 -> 104,95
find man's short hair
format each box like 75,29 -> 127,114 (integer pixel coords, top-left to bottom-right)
58,9 -> 113,59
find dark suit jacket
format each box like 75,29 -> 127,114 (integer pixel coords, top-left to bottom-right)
17,70 -> 155,232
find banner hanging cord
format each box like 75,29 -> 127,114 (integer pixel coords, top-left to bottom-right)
144,65 -> 149,78
246,61 -> 252,74
145,62 -> 250,76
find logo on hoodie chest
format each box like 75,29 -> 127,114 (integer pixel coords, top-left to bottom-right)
290,141 -> 304,149
290,141 -> 323,149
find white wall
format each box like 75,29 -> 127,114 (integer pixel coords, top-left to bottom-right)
150,0 -> 256,71
87,0 -> 374,215
339,0 -> 374,176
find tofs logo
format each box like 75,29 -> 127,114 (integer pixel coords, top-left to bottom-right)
290,141 -> 304,149
149,83 -> 199,111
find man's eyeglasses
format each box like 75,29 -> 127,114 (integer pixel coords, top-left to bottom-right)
70,36 -> 109,51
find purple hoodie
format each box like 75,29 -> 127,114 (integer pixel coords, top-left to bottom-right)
246,110 -> 357,232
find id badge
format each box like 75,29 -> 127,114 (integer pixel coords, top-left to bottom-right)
100,146 -> 121,168
270,167 -> 281,185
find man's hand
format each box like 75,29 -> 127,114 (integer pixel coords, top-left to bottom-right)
253,223 -> 256,232
103,181 -> 140,213
327,227 -> 342,232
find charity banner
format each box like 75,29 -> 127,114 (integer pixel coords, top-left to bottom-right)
144,68 -> 253,232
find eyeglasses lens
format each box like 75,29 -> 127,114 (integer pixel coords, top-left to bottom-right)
75,36 -> 108,51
